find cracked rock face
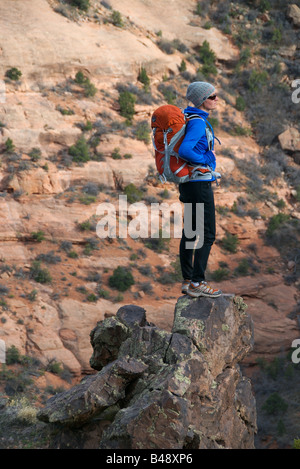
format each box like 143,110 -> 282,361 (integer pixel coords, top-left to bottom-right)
37,296 -> 257,449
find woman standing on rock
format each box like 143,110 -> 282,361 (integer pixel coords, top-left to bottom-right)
179,81 -> 222,298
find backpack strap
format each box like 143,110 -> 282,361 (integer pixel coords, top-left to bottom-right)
185,113 -> 221,149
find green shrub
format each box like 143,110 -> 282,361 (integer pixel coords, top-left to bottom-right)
57,106 -> 74,115
259,356 -> 283,380
28,147 -> 42,161
110,10 -> 124,27
159,188 -> 170,199
28,289 -> 38,302
197,40 -> 217,77
275,199 -> 285,209
134,120 -> 150,144
221,232 -> 239,253
111,147 -> 122,159
82,120 -> 93,131
118,91 -> 136,124
198,40 -> 216,65
35,251 -> 61,264
230,125 -> 252,136
157,271 -> 176,284
68,137 -> 90,162
108,266 -> 134,291
5,67 -> 22,81
60,240 -> 73,252
234,258 -> 250,276
262,392 -> 288,415
74,71 -> 97,97
157,39 -> 175,55
239,47 -> 251,66
47,360 -> 63,375
86,293 -> 97,302
79,194 -> 97,205
75,71 -> 87,84
29,261 -> 52,284
158,84 -> 177,105
211,267 -> 230,282
123,183 -> 143,204
0,284 -> 9,296
271,27 -> 282,44
216,205 -> 230,215
258,0 -> 271,12
233,27 -> 256,49
143,229 -> 170,253
235,96 -> 246,111
78,220 -> 93,231
194,1 -> 202,16
70,0 -> 90,10
67,250 -> 78,258
82,182 -> 100,195
248,70 -> 269,93
83,237 -> 99,255
5,138 -> 15,153
138,67 -> 150,90
31,230 -> 45,242
179,59 -> 187,73
204,21 -> 212,29
6,345 -> 22,365
277,419 -> 286,436
83,80 -> 97,97
171,39 -> 188,54
266,213 -> 291,237
97,288 -> 110,299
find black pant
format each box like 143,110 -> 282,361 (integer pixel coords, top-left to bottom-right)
179,181 -> 216,283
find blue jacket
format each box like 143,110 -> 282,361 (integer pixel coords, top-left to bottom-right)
178,106 -> 217,181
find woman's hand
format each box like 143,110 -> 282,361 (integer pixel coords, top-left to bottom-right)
205,150 -> 216,170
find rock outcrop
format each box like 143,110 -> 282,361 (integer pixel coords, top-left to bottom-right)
287,4 -> 300,27
37,296 -> 257,449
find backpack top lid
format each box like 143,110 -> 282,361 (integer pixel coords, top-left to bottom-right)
151,104 -> 185,130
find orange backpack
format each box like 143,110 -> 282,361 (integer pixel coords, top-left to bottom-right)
151,104 -> 216,184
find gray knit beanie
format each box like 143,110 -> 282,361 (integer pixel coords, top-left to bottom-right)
186,81 -> 215,108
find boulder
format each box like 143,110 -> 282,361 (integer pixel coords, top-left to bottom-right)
89,304 -> 147,370
38,357 -> 147,426
287,4 -> 300,27
278,127 -> 300,152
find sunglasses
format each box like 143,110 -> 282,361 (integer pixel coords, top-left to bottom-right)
207,94 -> 217,100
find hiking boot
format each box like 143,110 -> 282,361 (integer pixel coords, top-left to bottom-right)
187,281 -> 222,298
181,280 -> 190,294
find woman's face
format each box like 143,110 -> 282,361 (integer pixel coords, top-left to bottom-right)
201,89 -> 218,112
